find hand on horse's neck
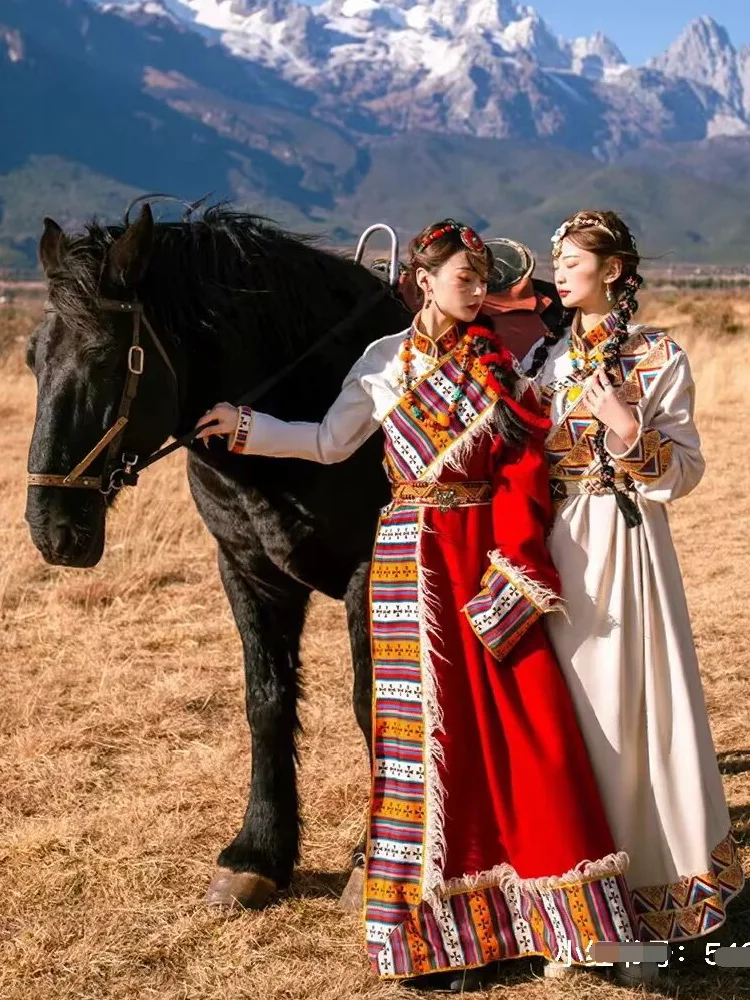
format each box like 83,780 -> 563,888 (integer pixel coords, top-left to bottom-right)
414,305 -> 457,342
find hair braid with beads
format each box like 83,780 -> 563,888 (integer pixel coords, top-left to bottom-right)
593,273 -> 643,527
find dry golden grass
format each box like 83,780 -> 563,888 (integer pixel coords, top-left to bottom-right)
1,293 -> 748,1000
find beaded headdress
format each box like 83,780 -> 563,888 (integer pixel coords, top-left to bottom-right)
416,220 -> 485,254
551,216 -> 616,258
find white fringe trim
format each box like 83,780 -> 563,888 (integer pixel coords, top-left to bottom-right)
415,524 -> 449,911
442,851 -> 630,898
487,549 -> 568,620
421,404 -> 497,482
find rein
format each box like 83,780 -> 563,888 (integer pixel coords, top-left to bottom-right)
27,281 -> 393,495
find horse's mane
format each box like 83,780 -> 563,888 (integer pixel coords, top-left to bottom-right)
50,205 -> 380,366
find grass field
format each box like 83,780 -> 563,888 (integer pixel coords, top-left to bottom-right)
1,292 -> 748,1000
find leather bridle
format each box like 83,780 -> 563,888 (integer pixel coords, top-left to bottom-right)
27,297 -> 180,496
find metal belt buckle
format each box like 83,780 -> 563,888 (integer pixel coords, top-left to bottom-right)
434,487 -> 459,512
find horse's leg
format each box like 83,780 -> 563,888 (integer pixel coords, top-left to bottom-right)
338,560 -> 373,912
205,546 -> 310,908
346,560 -> 374,761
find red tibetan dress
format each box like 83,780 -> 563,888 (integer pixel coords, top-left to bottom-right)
364,322 -> 634,978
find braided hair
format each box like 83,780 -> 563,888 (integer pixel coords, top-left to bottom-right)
542,210 -> 645,527
526,305 -> 573,379
472,327 -> 532,448
593,272 -> 643,527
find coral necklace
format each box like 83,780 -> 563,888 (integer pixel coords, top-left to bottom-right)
401,325 -> 477,429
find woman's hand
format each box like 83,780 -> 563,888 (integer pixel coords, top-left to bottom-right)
584,368 -> 640,449
195,402 -> 239,441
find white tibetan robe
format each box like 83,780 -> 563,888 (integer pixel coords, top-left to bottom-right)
529,323 -> 744,942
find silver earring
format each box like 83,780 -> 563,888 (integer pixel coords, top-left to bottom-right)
605,283 -> 615,305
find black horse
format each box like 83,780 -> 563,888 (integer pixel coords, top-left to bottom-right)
25,203 -> 411,906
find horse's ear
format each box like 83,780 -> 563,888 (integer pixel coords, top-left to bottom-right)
106,203 -> 155,287
39,218 -> 66,275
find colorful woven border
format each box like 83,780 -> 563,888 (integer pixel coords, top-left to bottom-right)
366,503 -> 425,967
230,405 -> 254,454
384,354 -> 499,481
376,871 -> 634,978
631,833 -> 745,941
463,563 -> 540,661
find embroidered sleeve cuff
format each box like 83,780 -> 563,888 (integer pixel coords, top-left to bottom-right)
604,409 -> 644,460
462,551 -> 563,662
605,416 -> 674,483
230,405 -> 254,454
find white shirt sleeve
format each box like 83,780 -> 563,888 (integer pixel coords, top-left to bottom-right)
240,355 -> 380,464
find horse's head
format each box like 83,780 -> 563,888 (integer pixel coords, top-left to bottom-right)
25,205 -> 180,567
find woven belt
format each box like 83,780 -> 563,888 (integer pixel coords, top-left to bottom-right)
551,474 -> 633,501
391,481 -> 492,511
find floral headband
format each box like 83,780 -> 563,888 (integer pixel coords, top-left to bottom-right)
416,220 -> 485,254
550,216 -> 618,258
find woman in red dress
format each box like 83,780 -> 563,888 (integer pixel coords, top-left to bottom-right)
197,221 -> 634,991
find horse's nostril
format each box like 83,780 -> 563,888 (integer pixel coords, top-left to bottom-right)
49,521 -> 73,555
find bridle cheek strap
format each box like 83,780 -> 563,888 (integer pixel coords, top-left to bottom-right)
27,298 -> 174,494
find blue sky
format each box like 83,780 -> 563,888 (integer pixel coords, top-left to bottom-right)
301,1 -> 748,65
522,1 -> 748,64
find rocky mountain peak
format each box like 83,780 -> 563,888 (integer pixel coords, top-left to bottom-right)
651,15 -> 743,111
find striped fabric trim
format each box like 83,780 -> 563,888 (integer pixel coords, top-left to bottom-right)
366,504 -> 426,965
376,869 -> 635,978
463,563 -> 540,662
384,354 -> 499,481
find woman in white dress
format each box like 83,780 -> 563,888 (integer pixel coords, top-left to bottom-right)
517,210 -> 744,982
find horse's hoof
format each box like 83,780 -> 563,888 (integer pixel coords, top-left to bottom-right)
338,865 -> 365,912
204,867 -> 277,909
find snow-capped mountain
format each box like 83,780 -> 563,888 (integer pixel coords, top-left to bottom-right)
4,0 -> 750,268
96,0 -> 749,152
124,0 -> 626,80
651,15 -> 750,122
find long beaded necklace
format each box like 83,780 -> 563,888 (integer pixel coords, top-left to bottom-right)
564,312 -> 616,404
400,325 -> 477,429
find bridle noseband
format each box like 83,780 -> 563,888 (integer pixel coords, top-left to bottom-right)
27,298 -> 180,496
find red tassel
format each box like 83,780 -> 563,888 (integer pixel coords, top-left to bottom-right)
464,317 -> 551,436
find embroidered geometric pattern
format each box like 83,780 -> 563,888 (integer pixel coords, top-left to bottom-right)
612,428 -> 673,483
630,833 -> 745,942
546,330 -> 681,483
384,353 -> 499,481
366,503 -> 426,969
463,563 -> 540,661
412,327 -> 459,358
375,872 -> 635,978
